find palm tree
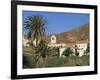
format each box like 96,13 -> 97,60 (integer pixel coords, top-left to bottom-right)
24,15 -> 47,47
24,15 -> 47,67
36,40 -> 51,67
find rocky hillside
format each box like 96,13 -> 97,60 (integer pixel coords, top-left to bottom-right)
43,23 -> 89,43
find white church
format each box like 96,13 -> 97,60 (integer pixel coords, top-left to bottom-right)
48,35 -> 66,47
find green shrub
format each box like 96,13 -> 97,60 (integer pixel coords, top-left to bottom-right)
62,48 -> 73,57
45,56 -> 66,67
23,53 -> 36,68
23,51 -> 89,68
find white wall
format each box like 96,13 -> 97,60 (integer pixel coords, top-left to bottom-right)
59,48 -> 66,57
0,0 -> 99,80
51,35 -> 56,43
76,43 -> 88,57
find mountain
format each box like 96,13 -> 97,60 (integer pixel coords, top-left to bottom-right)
43,23 -> 89,44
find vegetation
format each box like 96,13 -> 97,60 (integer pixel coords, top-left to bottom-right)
23,15 -> 48,67
23,43 -> 89,68
35,40 -> 52,67
62,48 -> 73,57
23,53 -> 89,68
49,47 -> 60,56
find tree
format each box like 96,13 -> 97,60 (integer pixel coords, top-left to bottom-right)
62,48 -> 73,57
35,40 -> 51,67
24,15 -> 47,67
24,15 -> 47,47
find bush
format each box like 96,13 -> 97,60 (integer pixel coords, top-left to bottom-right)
62,48 -> 73,57
23,53 -> 36,68
45,56 -> 66,67
50,47 -> 60,56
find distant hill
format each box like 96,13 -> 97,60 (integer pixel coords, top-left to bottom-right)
43,23 -> 89,44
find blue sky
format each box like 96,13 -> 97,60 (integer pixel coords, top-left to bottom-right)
23,11 -> 89,35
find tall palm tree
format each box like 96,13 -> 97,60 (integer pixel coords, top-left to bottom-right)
24,15 -> 47,47
24,15 -> 47,67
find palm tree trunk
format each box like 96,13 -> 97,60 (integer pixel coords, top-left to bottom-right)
42,57 -> 46,67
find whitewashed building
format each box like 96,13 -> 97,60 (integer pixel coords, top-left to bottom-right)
48,35 -> 89,57
48,35 -> 66,47
23,35 -> 40,47
72,40 -> 89,57
23,35 -> 89,57
22,37 -> 31,47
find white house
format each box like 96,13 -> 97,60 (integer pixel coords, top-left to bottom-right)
72,40 -> 89,57
23,36 -> 40,47
22,37 -> 30,47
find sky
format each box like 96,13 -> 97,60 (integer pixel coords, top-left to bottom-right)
23,11 -> 89,35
